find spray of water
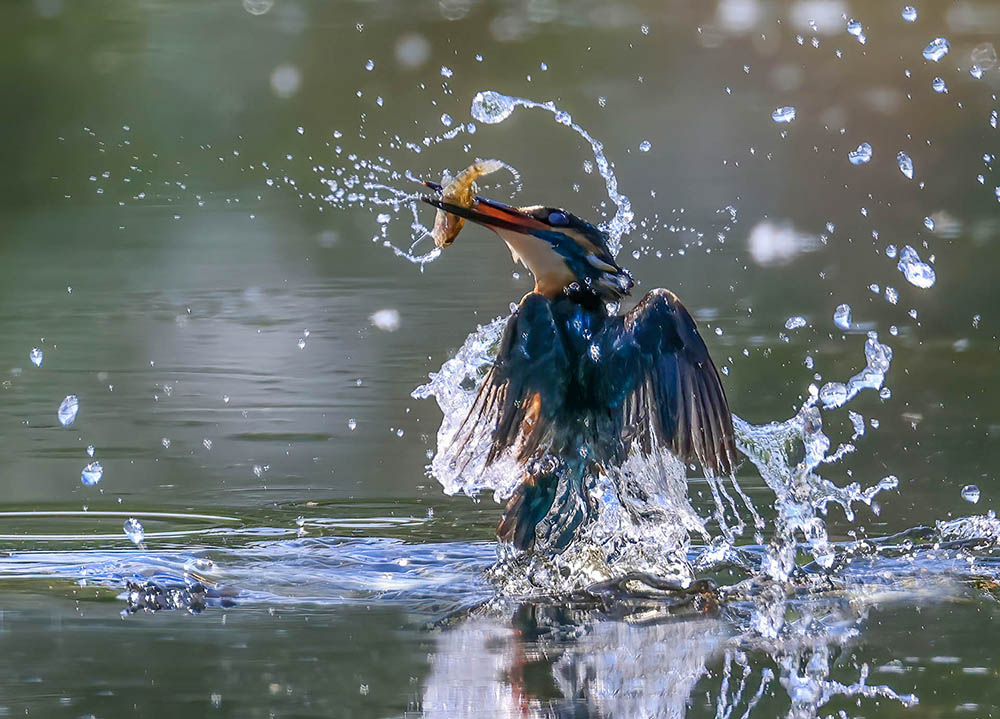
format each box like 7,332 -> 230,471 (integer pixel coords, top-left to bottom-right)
471,90 -> 635,255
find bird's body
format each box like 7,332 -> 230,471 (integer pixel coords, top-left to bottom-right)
423,183 -> 736,553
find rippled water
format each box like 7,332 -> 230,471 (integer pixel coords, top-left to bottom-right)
3,0 -> 1000,716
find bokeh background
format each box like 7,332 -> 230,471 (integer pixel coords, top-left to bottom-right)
1,0 -> 1000,716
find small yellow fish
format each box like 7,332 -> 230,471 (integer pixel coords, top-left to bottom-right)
432,159 -> 504,248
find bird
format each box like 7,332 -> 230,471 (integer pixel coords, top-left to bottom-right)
422,185 -> 736,554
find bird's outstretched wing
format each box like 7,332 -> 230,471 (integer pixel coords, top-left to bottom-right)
452,293 -> 572,468
611,288 -> 737,476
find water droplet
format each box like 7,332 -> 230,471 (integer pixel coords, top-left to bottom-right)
923,216 -> 935,231
440,65 -> 453,78
347,418 -> 357,431
202,438 -> 213,451
785,316 -> 807,330
80,461 -> 103,486
971,43 -> 997,72
922,37 -> 950,62
297,338 -> 306,350
961,484 -> 981,503
364,59 -> 375,71
242,0 -> 273,15
370,308 -> 401,332
848,142 -> 873,165
932,76 -> 947,93
640,23 -> 649,35
971,65 -> 984,79
296,126 -> 304,135
161,437 -> 171,449
86,444 -> 95,457
896,151 -> 914,179
886,244 -> 898,258
819,382 -> 849,409
638,140 -> 651,152
29,348 -> 43,367
973,314 -> 981,328
897,245 -> 936,288
123,517 -> 144,544
58,395 -> 79,427
440,113 -> 453,127
847,19 -> 863,36
884,286 -> 899,304
771,106 -> 796,123
902,5 -> 917,22
833,304 -> 852,331
470,90 -> 516,124
849,410 -> 866,438
376,212 -> 391,224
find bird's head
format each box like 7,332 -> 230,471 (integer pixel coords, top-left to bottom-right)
422,186 -> 633,303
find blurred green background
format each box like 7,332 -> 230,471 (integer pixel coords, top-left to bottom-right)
1,0 -> 999,716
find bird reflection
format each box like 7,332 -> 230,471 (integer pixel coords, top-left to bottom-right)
414,590 -> 918,719
418,602 -> 727,718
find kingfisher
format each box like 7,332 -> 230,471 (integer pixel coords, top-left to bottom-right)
422,184 -> 736,553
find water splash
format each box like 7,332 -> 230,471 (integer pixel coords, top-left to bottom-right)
961,485 -> 981,503
833,303 -> 852,330
80,461 -> 103,486
470,90 -> 634,254
971,43 -> 997,76
922,37 -> 950,62
848,142 -> 873,165
771,106 -> 796,123
124,517 -> 145,545
57,394 -> 79,427
415,297 -> 897,607
897,151 -> 914,179
897,245 -> 936,288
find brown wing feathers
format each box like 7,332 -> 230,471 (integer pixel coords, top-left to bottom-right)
625,289 -> 736,477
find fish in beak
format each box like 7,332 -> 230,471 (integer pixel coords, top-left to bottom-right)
421,184 -> 550,237
422,182 -> 633,302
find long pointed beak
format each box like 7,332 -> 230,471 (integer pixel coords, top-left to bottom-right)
420,182 -> 547,236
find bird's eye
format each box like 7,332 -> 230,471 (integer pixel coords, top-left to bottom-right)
547,211 -> 570,226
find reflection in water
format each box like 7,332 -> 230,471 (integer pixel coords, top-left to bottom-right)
419,588 -> 928,718
422,608 -> 727,718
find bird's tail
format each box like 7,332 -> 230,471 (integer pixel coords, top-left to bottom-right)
497,457 -> 592,552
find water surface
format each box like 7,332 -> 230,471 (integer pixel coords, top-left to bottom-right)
2,0 -> 1000,716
